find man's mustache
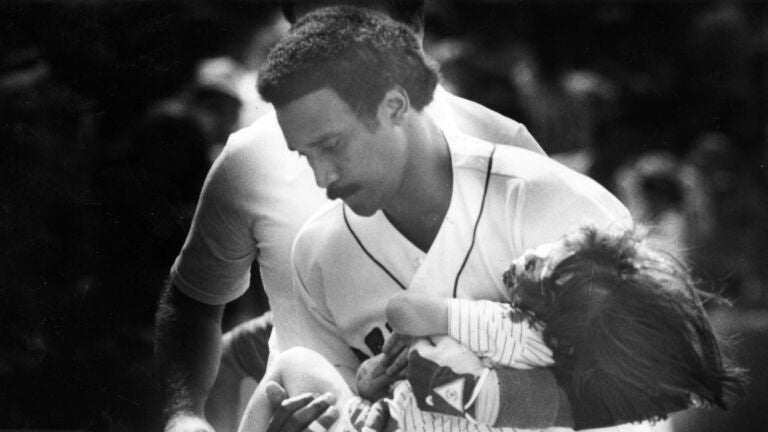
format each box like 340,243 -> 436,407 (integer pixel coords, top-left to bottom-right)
326,183 -> 361,201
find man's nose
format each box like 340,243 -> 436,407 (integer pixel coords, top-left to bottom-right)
308,157 -> 339,189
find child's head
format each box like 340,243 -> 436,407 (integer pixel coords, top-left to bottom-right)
503,226 -> 744,428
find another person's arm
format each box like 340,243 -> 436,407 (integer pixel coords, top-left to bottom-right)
238,347 -> 348,432
157,239 -> 337,432
238,346 -> 394,432
157,127 -> 334,431
155,137 -> 256,431
155,282 -> 225,432
205,314 -> 273,432
386,292 -> 553,367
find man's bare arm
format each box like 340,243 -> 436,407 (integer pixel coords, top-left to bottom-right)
155,281 -> 225,432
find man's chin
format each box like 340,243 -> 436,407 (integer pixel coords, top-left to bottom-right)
344,199 -> 378,217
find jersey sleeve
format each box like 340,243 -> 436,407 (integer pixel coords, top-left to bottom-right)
437,88 -> 546,156
509,123 -> 544,155
170,139 -> 256,305
501,151 -> 634,253
447,299 -> 553,369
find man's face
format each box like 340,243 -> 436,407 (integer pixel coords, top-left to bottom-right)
277,88 -> 408,216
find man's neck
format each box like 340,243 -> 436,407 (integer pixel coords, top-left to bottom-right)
383,114 -> 452,253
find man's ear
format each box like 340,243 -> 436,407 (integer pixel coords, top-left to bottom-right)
379,86 -> 410,125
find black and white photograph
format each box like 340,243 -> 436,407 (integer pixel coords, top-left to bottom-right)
2,1 -> 767,431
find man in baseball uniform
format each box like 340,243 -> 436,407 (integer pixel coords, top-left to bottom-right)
155,2 -> 547,431
256,6 -> 644,432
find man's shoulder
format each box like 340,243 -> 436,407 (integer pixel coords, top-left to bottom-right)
214,109 -> 303,186
225,110 -> 284,154
434,87 -> 544,155
449,132 -> 611,202
449,131 -> 551,181
440,91 -> 524,130
491,144 -> 566,180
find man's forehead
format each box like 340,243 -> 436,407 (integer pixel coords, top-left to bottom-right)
276,88 -> 350,150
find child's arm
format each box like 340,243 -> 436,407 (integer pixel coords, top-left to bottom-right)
447,298 -> 553,369
238,347 -> 346,432
386,293 -> 567,429
386,292 -> 553,368
385,292 -> 450,336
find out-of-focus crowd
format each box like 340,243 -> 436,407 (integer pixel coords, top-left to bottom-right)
1,1 -> 767,430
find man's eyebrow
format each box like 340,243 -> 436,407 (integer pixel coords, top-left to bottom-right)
288,132 -> 337,153
305,132 -> 340,150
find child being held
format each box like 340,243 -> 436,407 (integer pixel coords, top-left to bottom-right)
238,226 -> 744,432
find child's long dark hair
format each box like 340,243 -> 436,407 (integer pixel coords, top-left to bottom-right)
508,226 -> 745,429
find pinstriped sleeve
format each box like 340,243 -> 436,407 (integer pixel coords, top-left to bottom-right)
447,299 -> 553,369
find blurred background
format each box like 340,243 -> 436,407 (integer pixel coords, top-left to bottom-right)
1,1 -> 767,431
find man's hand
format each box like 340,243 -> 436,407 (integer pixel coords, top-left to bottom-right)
381,332 -> 411,368
356,333 -> 410,400
265,382 -> 339,432
164,413 -> 215,432
347,398 -> 398,432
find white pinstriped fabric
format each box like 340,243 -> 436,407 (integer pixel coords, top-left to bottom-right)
447,299 -> 553,370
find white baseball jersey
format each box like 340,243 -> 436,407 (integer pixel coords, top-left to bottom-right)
169,87 -> 543,353
282,129 -> 633,378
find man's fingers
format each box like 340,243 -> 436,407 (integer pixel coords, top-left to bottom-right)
265,381 -> 289,408
268,392 -> 337,432
348,398 -> 371,429
302,404 -> 339,432
362,400 -> 390,432
347,398 -> 391,432
364,353 -> 387,376
266,392 -> 321,432
382,333 -> 410,357
279,392 -> 319,413
381,332 -> 399,354
385,346 -> 409,377
381,334 -> 411,370
292,394 -> 338,432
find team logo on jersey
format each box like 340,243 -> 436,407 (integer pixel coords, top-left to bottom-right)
431,378 -> 466,413
350,324 -> 392,362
